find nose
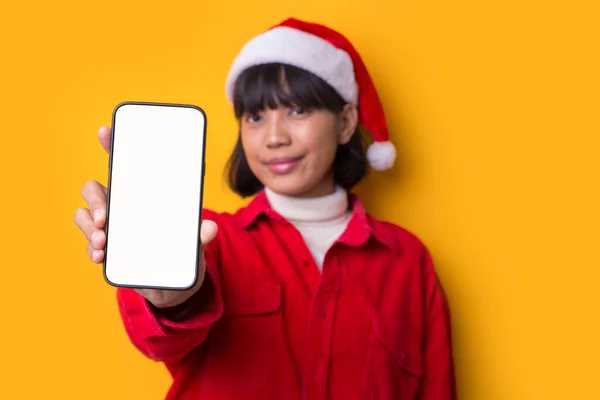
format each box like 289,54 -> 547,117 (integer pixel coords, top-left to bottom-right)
265,109 -> 291,149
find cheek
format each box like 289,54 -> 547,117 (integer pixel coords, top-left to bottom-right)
307,135 -> 338,170
240,133 -> 259,162
240,133 -> 269,180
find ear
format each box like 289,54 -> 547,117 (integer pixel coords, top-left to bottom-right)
337,104 -> 359,145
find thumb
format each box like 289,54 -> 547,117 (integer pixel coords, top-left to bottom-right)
200,220 -> 218,246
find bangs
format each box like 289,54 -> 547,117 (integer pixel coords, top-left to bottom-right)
232,63 -> 346,119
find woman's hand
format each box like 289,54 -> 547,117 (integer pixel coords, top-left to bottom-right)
74,126 -> 218,308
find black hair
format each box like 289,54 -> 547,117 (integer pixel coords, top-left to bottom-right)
225,63 -> 368,198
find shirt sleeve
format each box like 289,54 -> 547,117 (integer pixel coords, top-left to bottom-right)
419,245 -> 458,400
116,237 -> 224,365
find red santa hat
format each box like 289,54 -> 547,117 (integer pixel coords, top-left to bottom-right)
225,17 -> 396,171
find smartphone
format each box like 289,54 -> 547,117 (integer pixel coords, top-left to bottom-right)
103,101 -> 207,290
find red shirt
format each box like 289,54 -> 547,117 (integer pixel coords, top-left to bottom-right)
117,190 -> 457,399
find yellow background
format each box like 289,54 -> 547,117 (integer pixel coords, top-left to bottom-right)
0,0 -> 598,399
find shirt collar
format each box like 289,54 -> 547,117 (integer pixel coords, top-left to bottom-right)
234,189 -> 396,251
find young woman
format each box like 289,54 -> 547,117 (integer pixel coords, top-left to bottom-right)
75,17 -> 456,400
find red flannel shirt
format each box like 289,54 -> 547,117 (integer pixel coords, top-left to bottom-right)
117,190 -> 457,399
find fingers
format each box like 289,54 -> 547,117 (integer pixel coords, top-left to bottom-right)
87,242 -> 105,263
81,180 -> 107,229
80,126 -> 109,265
74,207 -> 106,246
77,179 -> 108,264
76,207 -> 106,263
98,126 -> 111,154
199,220 -> 218,247
74,207 -> 95,241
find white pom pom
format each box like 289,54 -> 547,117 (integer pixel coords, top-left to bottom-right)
366,141 -> 396,171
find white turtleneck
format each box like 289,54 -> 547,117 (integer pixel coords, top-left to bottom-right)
264,186 -> 352,271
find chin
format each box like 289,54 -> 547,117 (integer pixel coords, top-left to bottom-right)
265,182 -> 307,197
264,176 -> 332,198
261,176 -> 313,197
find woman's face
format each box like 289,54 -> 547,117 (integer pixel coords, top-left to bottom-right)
240,104 -> 357,198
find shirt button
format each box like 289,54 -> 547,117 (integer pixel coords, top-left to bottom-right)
317,308 -> 327,318
301,258 -> 311,267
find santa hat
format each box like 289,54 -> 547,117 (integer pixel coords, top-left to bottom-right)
225,17 -> 396,171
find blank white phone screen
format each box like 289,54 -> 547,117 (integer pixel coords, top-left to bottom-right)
104,103 -> 206,290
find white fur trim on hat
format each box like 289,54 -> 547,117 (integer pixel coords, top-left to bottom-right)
366,141 -> 396,171
225,26 -> 358,104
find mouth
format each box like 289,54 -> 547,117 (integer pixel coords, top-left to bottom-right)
263,155 -> 304,175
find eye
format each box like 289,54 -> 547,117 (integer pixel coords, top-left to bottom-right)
245,112 -> 261,123
290,106 -> 306,116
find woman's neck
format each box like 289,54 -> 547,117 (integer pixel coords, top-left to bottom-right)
264,185 -> 349,223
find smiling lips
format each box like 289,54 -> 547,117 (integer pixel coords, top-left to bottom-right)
264,155 -> 304,174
